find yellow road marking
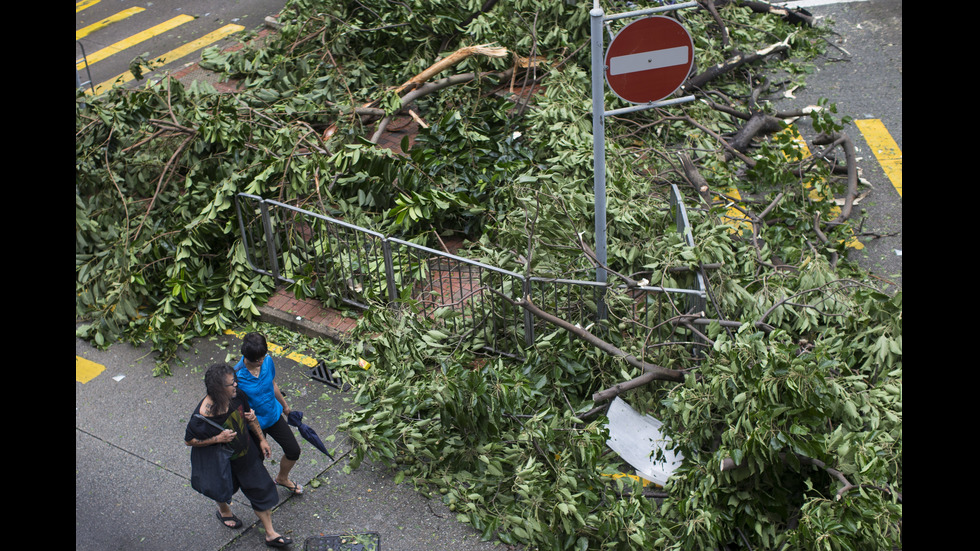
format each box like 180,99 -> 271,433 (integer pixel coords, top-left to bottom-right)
76,7 -> 145,40
90,24 -> 245,95
722,186 -> 752,236
76,15 -> 196,70
855,119 -> 902,197
223,330 -> 319,367
76,356 -> 105,384
602,472 -> 654,487
76,0 -> 100,13
721,125 -> 862,250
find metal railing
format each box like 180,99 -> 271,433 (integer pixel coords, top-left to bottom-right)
76,41 -> 95,95
235,184 -> 708,357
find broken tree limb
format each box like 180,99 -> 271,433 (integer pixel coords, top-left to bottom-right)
673,115 -> 756,166
369,69 -> 513,143
711,0 -> 816,26
684,38 -> 791,91
678,152 -> 713,206
729,112 -> 785,154
323,44 -> 512,141
698,0 -> 731,50
392,44 -> 509,96
487,290 -> 687,390
592,371 -> 664,403
813,131 -> 859,222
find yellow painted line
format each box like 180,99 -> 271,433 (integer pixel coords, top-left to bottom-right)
76,15 -> 196,70
76,7 -> 145,40
90,24 -> 245,95
721,186 -> 752,236
602,472 -> 654,487
76,0 -> 100,13
76,356 -> 105,384
223,330 -> 319,367
855,119 -> 902,198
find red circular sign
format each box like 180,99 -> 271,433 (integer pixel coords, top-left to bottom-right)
605,16 -> 695,104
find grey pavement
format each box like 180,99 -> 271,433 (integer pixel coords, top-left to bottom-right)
774,0 -> 903,289
76,332 -> 504,551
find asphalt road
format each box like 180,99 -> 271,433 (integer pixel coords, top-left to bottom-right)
775,0 -> 903,288
76,0 -> 289,93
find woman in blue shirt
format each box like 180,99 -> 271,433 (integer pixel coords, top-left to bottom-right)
235,333 -> 304,495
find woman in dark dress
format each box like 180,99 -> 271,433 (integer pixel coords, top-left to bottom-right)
184,364 -> 293,547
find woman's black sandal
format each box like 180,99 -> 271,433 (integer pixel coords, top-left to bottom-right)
216,510 -> 242,529
265,535 -> 293,547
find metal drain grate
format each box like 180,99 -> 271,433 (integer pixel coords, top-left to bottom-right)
307,360 -> 351,391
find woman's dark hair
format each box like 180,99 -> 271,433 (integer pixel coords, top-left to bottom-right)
241,332 -> 268,362
204,364 -> 236,414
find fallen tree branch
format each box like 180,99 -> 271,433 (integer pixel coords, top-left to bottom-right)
698,0 -> 731,50
713,0 -> 816,26
369,69 -> 513,143
394,44 -> 509,95
729,112 -> 784,154
685,37 -> 791,91
678,152 -> 713,205
487,290 -> 687,393
324,44 -> 511,141
813,131 -> 859,222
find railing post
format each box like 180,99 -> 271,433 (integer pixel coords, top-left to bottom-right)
522,277 -> 534,347
382,239 -> 397,304
258,200 -> 281,283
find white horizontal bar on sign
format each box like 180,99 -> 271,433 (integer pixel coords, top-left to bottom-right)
609,46 -> 688,76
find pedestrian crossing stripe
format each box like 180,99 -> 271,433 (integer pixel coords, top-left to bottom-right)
76,14 -> 196,71
76,0 -> 100,13
76,355 -> 105,384
89,23 -> 245,95
855,119 -> 902,197
223,330 -> 320,368
76,7 -> 145,40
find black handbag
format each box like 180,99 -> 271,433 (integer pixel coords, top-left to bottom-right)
190,414 -> 235,503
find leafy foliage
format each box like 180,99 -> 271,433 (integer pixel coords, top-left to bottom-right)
76,0 -> 901,548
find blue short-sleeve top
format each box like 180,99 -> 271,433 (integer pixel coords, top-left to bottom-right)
234,355 -> 282,430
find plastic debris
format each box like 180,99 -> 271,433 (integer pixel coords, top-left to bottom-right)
605,397 -> 684,486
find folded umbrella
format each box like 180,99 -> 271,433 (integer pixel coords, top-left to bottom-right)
287,410 -> 334,460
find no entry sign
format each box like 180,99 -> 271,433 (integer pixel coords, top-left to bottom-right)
604,16 -> 694,104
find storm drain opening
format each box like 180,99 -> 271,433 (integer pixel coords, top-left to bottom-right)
307,360 -> 351,391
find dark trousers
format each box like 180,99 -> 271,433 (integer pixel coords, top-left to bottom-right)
262,415 -> 301,461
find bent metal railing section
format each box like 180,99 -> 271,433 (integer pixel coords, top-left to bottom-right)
234,185 -> 707,357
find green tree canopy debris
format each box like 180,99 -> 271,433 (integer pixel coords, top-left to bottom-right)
76,1 -> 901,548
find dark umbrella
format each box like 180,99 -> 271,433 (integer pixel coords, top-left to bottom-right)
287,410 -> 334,460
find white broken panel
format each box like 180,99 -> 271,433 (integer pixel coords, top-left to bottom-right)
605,396 -> 684,486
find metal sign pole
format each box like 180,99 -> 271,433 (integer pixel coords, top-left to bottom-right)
589,1 -> 698,321
590,1 -> 609,320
